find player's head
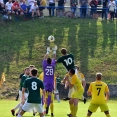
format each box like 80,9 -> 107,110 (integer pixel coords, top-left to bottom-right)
31,68 -> 38,76
24,67 -> 30,75
47,58 -> 51,64
96,73 -> 102,80
61,48 -> 67,55
29,65 -> 35,70
69,68 -> 75,76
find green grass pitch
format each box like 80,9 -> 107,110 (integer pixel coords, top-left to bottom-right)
0,100 -> 116,117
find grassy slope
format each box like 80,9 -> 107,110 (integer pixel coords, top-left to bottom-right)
0,18 -> 117,83
0,100 -> 116,117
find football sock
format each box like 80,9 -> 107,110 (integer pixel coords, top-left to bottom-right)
106,114 -> 111,117
17,114 -> 22,117
70,104 -> 74,116
73,105 -> 78,117
44,103 -> 47,110
50,103 -> 54,113
14,103 -> 20,111
42,95 -> 44,105
56,95 -> 60,102
47,95 -> 51,107
82,95 -> 84,100
17,103 -> 23,114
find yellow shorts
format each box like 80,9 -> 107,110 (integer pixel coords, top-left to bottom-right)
71,90 -> 84,99
45,91 -> 54,101
88,103 -> 109,112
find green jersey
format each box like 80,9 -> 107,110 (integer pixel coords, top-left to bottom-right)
57,54 -> 75,71
23,77 -> 44,103
20,74 -> 29,91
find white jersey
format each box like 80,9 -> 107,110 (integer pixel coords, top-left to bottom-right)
29,4 -> 38,12
0,0 -> 4,4
28,0 -> 34,6
6,2 -> 13,10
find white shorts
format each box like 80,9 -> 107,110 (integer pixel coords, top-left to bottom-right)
19,90 -> 28,101
22,102 -> 43,113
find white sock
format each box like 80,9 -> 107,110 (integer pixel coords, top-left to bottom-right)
56,95 -> 60,102
82,95 -> 84,100
17,104 -> 23,114
17,114 -> 22,117
14,103 -> 20,111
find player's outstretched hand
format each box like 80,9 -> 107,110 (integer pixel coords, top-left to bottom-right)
46,47 -> 50,54
52,45 -> 57,51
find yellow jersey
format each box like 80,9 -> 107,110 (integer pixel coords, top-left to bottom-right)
71,74 -> 84,92
77,72 -> 85,82
39,72 -> 44,81
40,0 -> 46,6
88,81 -> 109,104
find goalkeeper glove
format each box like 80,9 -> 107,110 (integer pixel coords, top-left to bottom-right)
52,45 -> 57,54
46,47 -> 50,54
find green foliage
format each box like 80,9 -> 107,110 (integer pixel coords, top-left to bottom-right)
0,18 -> 117,83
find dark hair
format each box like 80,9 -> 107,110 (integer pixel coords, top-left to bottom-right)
69,68 -> 75,75
47,58 -> 51,64
96,73 -> 102,80
61,48 -> 67,55
31,68 -> 38,76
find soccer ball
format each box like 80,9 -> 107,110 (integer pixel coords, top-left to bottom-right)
48,35 -> 55,42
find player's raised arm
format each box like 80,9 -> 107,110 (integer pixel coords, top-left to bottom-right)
44,47 -> 50,60
52,45 -> 57,60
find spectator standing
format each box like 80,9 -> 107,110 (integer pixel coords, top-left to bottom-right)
39,0 -> 46,18
47,0 -> 55,16
57,0 -> 65,17
115,0 -> 117,18
80,0 -> 88,18
70,0 -> 78,18
90,0 -> 98,18
108,0 -> 116,20
102,0 -> 108,20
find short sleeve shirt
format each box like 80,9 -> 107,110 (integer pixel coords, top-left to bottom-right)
23,77 -> 44,103
71,74 -> 84,92
57,54 -> 75,71
6,2 -> 13,10
29,4 -> 38,12
88,81 -> 109,104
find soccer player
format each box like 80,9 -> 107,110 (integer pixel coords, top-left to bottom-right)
17,68 -> 45,117
86,73 -> 111,117
42,46 -> 57,116
54,73 -> 61,102
57,48 -> 75,100
76,65 -> 87,103
66,68 -> 84,117
11,67 -> 30,116
39,72 -> 55,115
